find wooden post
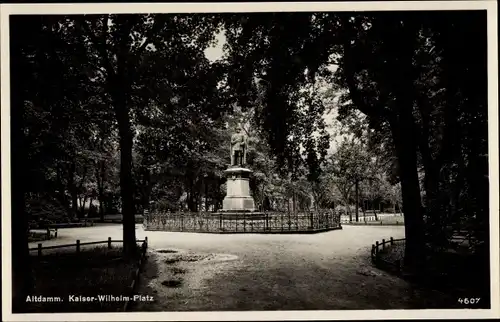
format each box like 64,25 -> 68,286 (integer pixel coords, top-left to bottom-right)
46,228 -> 50,240
108,237 -> 112,249
390,237 -> 394,246
38,243 -> 42,257
382,239 -> 386,250
76,240 -> 80,254
144,236 -> 148,249
375,241 -> 379,255
55,228 -> 58,238
219,213 -> 222,230
265,213 -> 269,230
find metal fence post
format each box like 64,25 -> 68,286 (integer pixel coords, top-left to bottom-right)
382,239 -> 386,250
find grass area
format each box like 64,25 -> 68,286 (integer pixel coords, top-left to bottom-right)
22,245 -> 142,313
377,244 -> 490,309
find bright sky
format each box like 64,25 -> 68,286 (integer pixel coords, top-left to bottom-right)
204,30 -> 342,155
204,31 -> 226,62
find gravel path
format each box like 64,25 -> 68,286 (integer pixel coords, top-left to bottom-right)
32,224 -> 451,310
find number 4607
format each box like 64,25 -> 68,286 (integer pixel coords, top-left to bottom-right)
458,298 -> 481,304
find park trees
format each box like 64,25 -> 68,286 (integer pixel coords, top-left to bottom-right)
10,10 -> 488,304
68,14 -> 226,254
332,137 -> 371,221
11,14 -> 228,306
223,11 -> 488,270
10,15 -> 112,308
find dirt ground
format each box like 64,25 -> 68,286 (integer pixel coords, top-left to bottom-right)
31,224 -> 456,311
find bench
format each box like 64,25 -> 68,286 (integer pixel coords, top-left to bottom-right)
29,228 -> 58,240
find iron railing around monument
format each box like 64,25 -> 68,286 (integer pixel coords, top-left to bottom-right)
143,210 -> 341,233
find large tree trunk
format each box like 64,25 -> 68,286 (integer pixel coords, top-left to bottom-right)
390,114 -> 426,273
114,97 -> 137,256
10,28 -> 33,311
386,15 -> 426,272
11,129 -> 32,312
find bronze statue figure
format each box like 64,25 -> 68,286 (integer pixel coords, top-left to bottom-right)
230,130 -> 247,166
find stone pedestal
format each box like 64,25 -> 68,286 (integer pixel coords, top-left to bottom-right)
222,167 -> 255,212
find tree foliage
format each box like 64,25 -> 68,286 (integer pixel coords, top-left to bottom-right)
222,11 -> 488,268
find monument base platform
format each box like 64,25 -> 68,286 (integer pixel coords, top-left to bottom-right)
222,196 -> 255,212
222,166 -> 256,212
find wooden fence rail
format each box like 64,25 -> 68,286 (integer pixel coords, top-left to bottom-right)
371,237 -> 406,273
30,238 -> 148,256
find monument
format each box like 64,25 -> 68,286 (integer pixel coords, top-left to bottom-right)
143,127 -> 342,233
222,129 -> 256,212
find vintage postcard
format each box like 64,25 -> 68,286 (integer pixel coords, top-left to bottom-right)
1,1 -> 498,321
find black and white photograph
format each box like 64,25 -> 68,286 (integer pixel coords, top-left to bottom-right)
1,1 -> 499,321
